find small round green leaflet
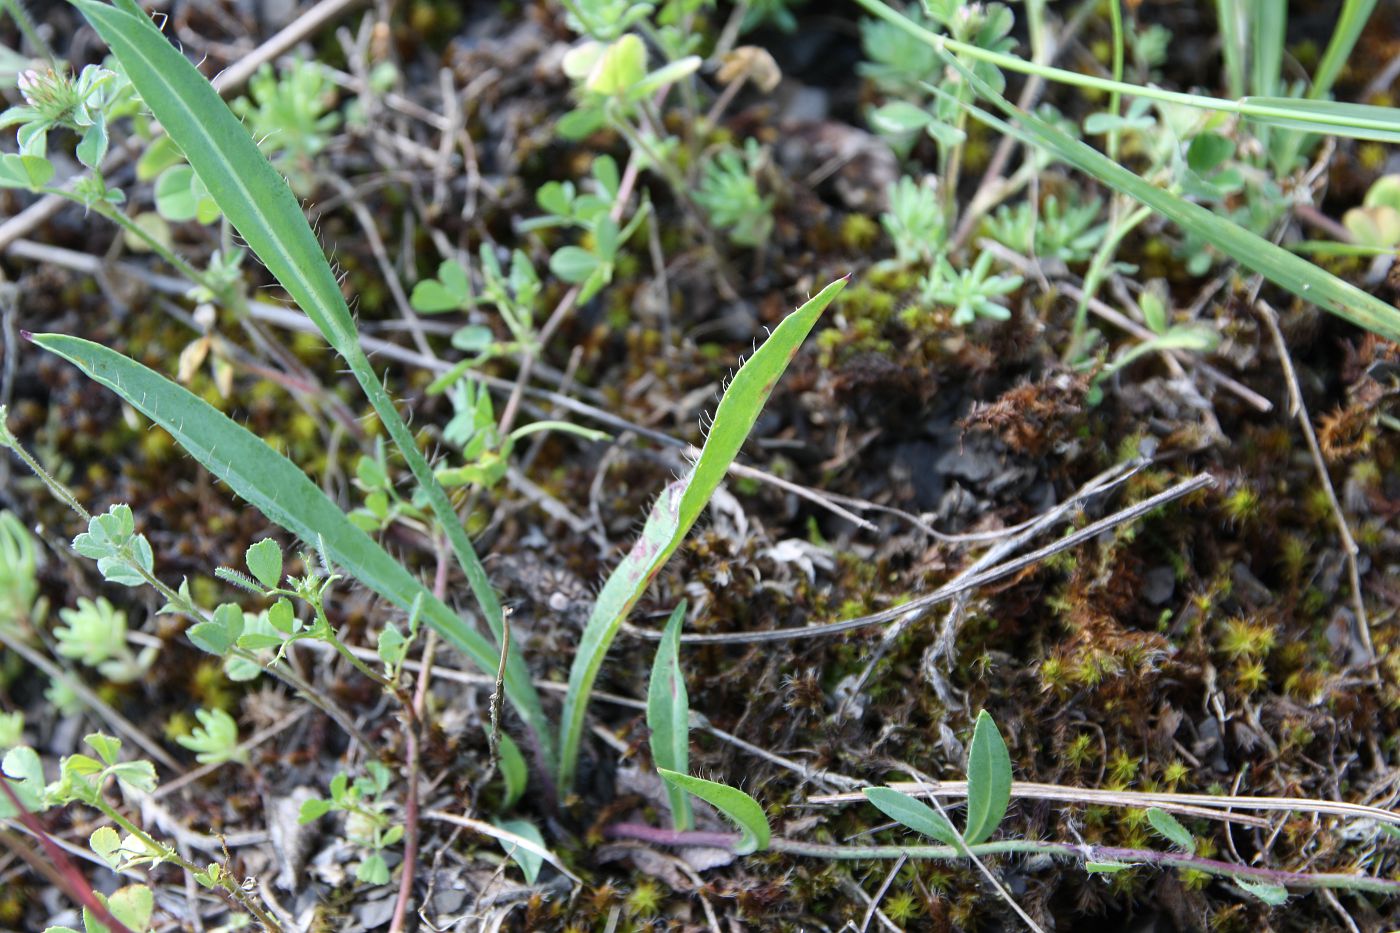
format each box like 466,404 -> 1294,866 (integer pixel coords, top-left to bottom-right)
244,538 -> 282,590
657,768 -> 770,855
963,710 -> 1012,845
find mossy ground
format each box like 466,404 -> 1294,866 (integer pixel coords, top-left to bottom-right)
2,1 -> 1400,931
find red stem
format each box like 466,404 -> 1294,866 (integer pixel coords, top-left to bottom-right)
0,778 -> 136,933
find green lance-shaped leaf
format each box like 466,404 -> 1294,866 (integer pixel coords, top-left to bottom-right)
497,733 -> 528,811
863,787 -> 960,846
647,601 -> 692,830
493,817 -> 545,884
934,51 -> 1400,345
28,334 -> 551,758
557,277 -> 847,794
963,710 -> 1012,845
73,0 -> 548,767
657,769 -> 770,855
1235,879 -> 1290,906
1146,807 -> 1196,854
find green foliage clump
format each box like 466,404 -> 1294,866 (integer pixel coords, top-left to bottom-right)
695,140 -> 774,248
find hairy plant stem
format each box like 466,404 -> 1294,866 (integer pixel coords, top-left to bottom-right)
1066,203 -> 1151,364
604,823 -> 1400,896
36,188 -> 245,315
0,420 -> 373,747
388,543 -> 446,933
0,781 -> 135,933
307,594 -> 398,694
93,795 -> 284,932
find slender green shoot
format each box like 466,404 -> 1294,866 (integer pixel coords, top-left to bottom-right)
72,1 -> 552,766
934,53 -> 1400,344
556,276 -> 847,794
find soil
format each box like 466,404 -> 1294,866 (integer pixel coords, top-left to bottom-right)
2,1 -> 1400,931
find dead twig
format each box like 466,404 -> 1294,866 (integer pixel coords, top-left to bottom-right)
806,780 -> 1400,831
838,458 -> 1142,715
630,471 -> 1215,645
1255,299 -> 1376,677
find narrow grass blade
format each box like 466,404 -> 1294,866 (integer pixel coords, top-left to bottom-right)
864,787 -> 960,846
72,1 -> 550,766
1213,0 -> 1246,99
647,601 -> 693,830
556,277 -> 847,794
1310,0 -> 1380,101
657,769 -> 770,854
1248,0 -> 1285,98
962,711 -> 1011,845
29,333 -> 552,756
852,0 -> 1400,144
498,734 -> 527,810
935,56 -> 1400,344
1239,98 -> 1400,144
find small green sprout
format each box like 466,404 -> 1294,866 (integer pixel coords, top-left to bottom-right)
694,140 -> 774,248
0,510 -> 40,630
983,195 -> 1107,264
53,597 -> 156,684
230,59 -> 341,195
299,761 -> 403,885
915,252 -> 1023,325
175,708 -> 248,766
881,176 -> 946,265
